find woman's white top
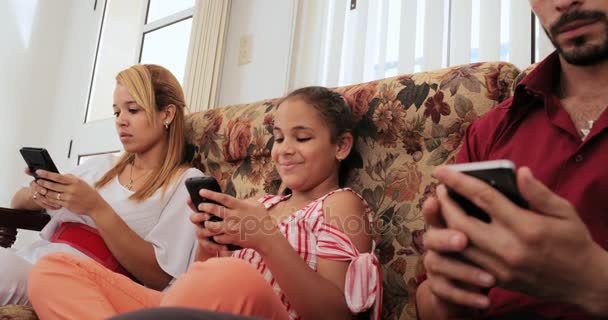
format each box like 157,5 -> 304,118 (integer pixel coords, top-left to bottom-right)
16,154 -> 203,281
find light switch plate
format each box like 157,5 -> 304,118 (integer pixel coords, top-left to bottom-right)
238,33 -> 253,65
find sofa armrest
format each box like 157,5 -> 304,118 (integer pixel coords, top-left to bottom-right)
0,207 -> 50,230
0,207 -> 51,248
0,227 -> 17,248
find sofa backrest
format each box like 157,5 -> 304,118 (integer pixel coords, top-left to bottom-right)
184,61 -> 521,320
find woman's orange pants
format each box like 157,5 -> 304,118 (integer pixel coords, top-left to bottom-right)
28,253 -> 290,320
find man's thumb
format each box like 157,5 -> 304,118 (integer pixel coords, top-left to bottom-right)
517,166 -> 573,218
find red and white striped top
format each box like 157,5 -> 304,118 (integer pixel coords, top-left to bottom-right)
231,188 -> 382,320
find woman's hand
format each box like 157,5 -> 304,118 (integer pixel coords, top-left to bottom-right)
25,168 -> 61,210
195,189 -> 281,252
34,170 -> 108,217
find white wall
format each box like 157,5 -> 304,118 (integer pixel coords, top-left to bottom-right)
0,0 -> 72,206
0,0 -> 103,247
217,0 -> 297,106
1,0 -> 297,246
2,0 -> 299,207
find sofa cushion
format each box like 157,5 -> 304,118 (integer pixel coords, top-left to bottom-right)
186,100 -> 282,198
0,305 -> 38,320
185,61 -> 520,320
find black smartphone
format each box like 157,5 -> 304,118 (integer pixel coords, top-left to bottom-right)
185,176 -> 222,207
446,160 -> 528,223
19,147 -> 59,181
185,176 -> 241,250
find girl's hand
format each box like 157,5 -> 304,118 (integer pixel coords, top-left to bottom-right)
196,189 -> 280,251
189,210 -> 231,257
34,170 -> 108,217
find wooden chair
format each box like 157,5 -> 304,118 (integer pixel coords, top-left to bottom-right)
0,207 -> 49,319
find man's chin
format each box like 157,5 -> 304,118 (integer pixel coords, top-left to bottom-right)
558,43 -> 608,66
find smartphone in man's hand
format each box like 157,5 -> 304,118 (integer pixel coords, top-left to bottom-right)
185,176 -> 241,250
446,160 -> 528,223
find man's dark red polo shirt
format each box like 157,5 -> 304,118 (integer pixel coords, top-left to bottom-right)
455,51 -> 608,319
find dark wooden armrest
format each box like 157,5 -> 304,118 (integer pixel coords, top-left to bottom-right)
0,207 -> 50,231
0,227 -> 18,248
0,207 -> 50,248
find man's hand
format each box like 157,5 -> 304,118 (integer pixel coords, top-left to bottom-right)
433,165 -> 608,316
417,196 -> 495,319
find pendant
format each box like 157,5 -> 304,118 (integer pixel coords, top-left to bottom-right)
580,120 -> 596,140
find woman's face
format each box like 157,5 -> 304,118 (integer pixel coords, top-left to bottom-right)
112,84 -> 167,155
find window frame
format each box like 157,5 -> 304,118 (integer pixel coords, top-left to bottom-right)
83,0 -> 195,124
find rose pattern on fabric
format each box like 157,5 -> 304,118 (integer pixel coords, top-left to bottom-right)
223,118 -> 252,163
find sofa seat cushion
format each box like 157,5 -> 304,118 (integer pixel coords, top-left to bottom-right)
0,305 -> 38,320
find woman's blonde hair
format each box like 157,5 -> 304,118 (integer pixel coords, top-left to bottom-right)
95,64 -> 189,201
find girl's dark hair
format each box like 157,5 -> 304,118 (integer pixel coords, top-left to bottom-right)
279,86 -> 359,187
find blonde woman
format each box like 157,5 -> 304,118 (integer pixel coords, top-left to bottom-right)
4,64 -> 203,305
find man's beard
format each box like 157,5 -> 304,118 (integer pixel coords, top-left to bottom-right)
544,10 -> 608,66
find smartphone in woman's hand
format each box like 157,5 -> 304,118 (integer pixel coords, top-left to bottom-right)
20,147 -> 60,182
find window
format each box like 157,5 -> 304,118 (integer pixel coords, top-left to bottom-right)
139,0 -> 194,85
294,0 -> 553,88
85,0 -> 194,123
78,151 -> 121,165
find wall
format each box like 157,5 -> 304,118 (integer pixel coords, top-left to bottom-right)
0,0 -> 72,206
1,0 -> 299,207
1,0 -> 297,247
0,0 -> 102,247
217,0 -> 297,106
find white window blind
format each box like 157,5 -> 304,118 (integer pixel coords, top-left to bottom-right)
291,0 -> 553,89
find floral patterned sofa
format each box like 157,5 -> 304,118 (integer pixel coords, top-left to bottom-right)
0,61 -> 521,320
184,61 -> 521,320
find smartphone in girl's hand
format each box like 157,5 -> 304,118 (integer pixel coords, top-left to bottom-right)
185,176 -> 241,250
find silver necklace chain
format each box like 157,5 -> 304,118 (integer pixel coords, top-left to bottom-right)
126,161 -> 149,191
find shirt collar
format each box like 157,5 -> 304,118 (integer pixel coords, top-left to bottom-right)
508,51 -> 561,116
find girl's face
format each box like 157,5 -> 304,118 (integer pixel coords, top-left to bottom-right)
271,98 -> 347,193
112,84 -> 167,155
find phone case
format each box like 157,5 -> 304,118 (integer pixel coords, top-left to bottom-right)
19,147 -> 59,179
184,176 -> 241,250
447,160 -> 528,222
185,176 -> 222,207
